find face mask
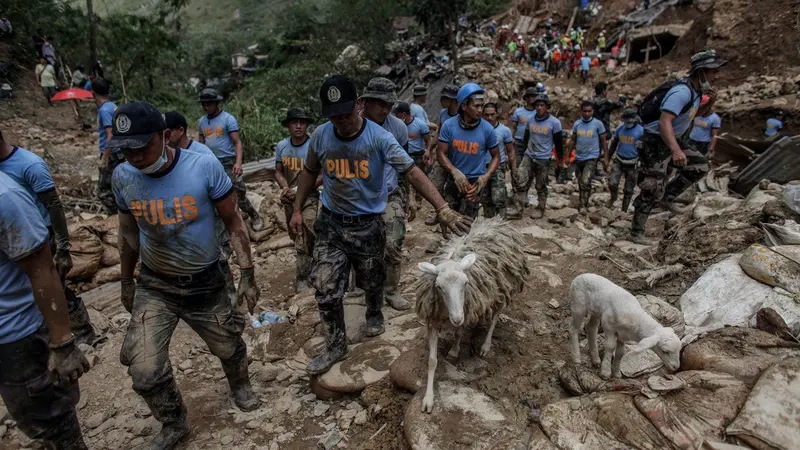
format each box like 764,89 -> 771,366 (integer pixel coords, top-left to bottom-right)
139,132 -> 169,175
699,71 -> 712,92
624,120 -> 636,128
582,116 -> 593,123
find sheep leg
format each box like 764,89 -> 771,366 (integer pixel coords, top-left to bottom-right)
422,326 -> 439,413
570,305 -> 585,365
600,332 -> 617,379
586,315 -> 601,367
479,309 -> 502,357
447,327 -> 463,359
611,339 -> 626,379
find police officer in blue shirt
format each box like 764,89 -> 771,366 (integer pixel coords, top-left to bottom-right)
0,171 -> 90,450
568,101 -> 608,214
0,130 -> 97,346
607,109 -> 644,212
111,102 -> 262,449
92,78 -> 120,215
290,75 -> 471,375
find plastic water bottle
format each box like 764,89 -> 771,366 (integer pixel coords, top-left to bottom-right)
258,312 -> 288,324
248,313 -> 263,329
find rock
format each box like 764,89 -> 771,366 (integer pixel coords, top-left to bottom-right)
313,402 -> 331,417
354,410 -> 368,425
610,220 -> 631,231
390,345 -> 489,394
404,381 -> 524,449
250,361 -> 282,384
131,418 -> 154,436
547,207 -> 579,223
110,312 -> 131,330
310,377 -> 345,400
288,401 -> 302,415
178,360 -> 193,371
220,434 -> 234,445
86,308 -> 109,333
0,424 -> 6,438
84,410 -> 113,430
612,240 -> 653,253
313,341 -> 400,394
276,369 -> 292,382
547,299 -> 560,309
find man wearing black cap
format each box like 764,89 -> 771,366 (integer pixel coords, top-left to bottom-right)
197,88 -> 265,231
410,85 -> 430,125
631,49 -> 726,244
275,107 -> 318,292
111,102 -> 262,448
510,87 -> 539,169
360,77 -> 412,311
291,75 -> 471,375
92,78 -> 120,215
165,111 -> 214,157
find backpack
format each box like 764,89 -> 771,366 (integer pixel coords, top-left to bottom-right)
639,78 -> 696,125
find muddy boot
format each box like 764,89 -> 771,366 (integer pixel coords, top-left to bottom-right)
142,382 -> 190,450
364,291 -> 385,337
532,195 -> 547,219
607,190 -> 618,209
384,264 -> 409,311
630,210 -> 652,244
621,195 -> 632,213
68,297 -> 96,346
579,190 -> 589,215
50,413 -> 88,450
221,349 -> 261,412
663,175 -> 695,211
307,305 -> 348,375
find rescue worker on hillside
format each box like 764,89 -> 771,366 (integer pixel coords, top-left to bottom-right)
606,109 -> 644,212
0,130 -> 96,345
765,111 -> 784,138
568,101 -> 607,214
688,95 -> 721,162
197,88 -> 265,231
631,50 -> 727,244
394,101 -> 432,220
164,111 -> 214,156
92,78 -> 120,215
0,170 -> 91,450
510,87 -> 539,168
424,84 -> 460,227
359,77 -> 412,311
112,102 -> 262,449
275,108 -> 319,292
410,85 -> 432,128
513,94 -> 563,219
481,102 -> 515,218
437,83 -> 501,221
290,75 -> 471,375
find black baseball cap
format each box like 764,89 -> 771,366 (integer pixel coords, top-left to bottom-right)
320,75 -> 358,118
393,102 -> 411,114
107,101 -> 166,149
164,111 -> 188,129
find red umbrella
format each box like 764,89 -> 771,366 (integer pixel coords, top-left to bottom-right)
50,88 -> 94,102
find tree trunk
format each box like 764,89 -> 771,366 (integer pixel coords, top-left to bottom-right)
87,0 -> 97,70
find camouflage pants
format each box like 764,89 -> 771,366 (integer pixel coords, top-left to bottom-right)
219,156 -> 260,220
514,156 -> 551,209
98,151 -> 125,215
383,190 -> 406,291
608,157 -> 638,198
427,160 -> 447,194
443,175 -> 487,219
513,139 -> 526,169
575,159 -> 597,207
283,196 -> 319,283
311,209 -> 386,326
481,164 -> 508,217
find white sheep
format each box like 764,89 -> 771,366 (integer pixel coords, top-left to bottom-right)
415,217 -> 529,413
569,273 -> 682,379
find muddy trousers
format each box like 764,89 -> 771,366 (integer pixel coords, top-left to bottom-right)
481,165 -> 508,218
608,156 -> 639,210
631,133 -> 709,235
120,263 -> 249,426
575,159 -> 598,209
97,151 -> 125,215
443,175 -> 487,220
514,156 -> 551,211
383,190 -> 406,294
0,325 -> 85,449
409,153 -> 426,203
219,156 -> 261,221
311,209 -> 386,350
284,196 -> 319,286
47,229 -> 95,344
513,140 -> 526,169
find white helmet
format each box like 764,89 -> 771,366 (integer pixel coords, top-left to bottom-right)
514,28 -> 519,34
536,82 -> 544,90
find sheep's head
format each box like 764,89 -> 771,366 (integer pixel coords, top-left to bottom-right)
418,254 -> 476,327
629,327 -> 682,371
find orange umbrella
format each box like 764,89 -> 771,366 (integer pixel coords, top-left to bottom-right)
50,88 -> 94,101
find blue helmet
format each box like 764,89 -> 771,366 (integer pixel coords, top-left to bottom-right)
456,82 -> 484,106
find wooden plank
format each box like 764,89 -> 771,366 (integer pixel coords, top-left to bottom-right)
566,6 -> 578,33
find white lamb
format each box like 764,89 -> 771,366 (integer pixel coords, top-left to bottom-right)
569,273 -> 682,379
415,217 -> 528,413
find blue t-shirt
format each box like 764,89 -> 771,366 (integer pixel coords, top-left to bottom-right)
511,106 -> 537,141
525,114 -> 563,159
183,140 -> 215,157
112,150 -> 233,276
0,171 -> 47,344
492,123 -> 513,165
307,120 -> 414,216
439,117 -> 498,179
765,118 -> 783,137
198,111 -> 240,159
689,113 -> 721,143
644,83 -> 700,137
406,117 -> 431,155
410,103 -> 428,123
580,56 -> 591,71
571,118 -> 606,161
380,115 -> 409,195
98,101 -> 118,154
0,147 -> 55,226
275,136 -> 310,186
439,108 -> 458,126
614,124 -> 644,159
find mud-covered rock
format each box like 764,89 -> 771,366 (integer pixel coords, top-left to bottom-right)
312,341 -> 400,394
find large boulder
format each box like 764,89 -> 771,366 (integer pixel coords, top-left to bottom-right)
311,341 -> 400,394
390,344 -> 488,394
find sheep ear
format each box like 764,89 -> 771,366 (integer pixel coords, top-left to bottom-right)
418,262 -> 439,275
628,335 -> 660,353
460,254 -> 477,271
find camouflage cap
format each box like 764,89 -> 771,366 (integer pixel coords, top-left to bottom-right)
361,77 -> 398,104
197,87 -> 223,103
533,94 -> 551,106
523,87 -> 538,98
440,84 -> 460,99
412,85 -> 428,96
621,108 -> 638,119
690,49 -> 727,74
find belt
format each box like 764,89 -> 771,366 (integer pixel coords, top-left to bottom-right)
142,260 -> 220,285
320,207 -> 379,224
